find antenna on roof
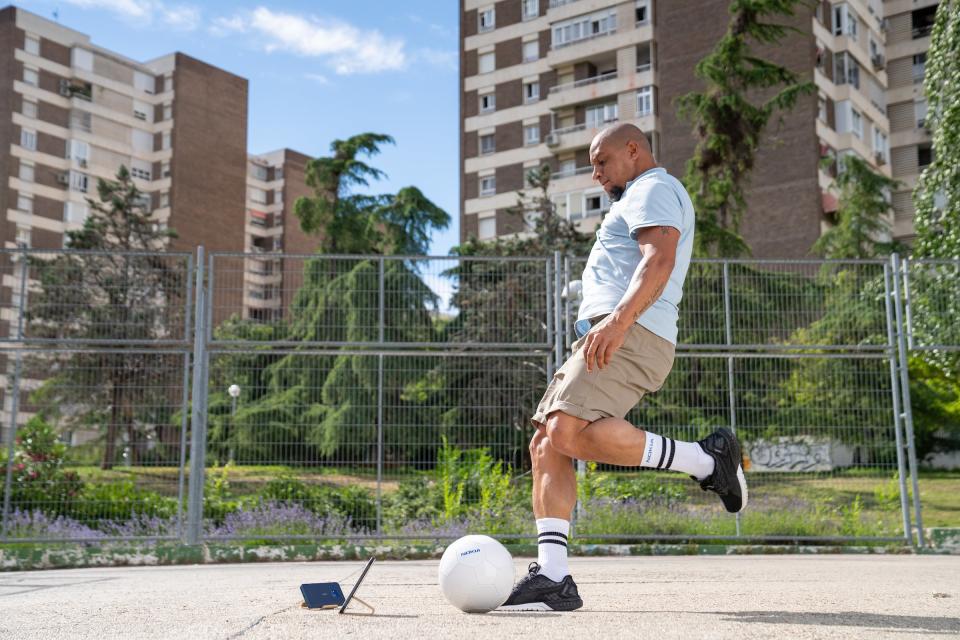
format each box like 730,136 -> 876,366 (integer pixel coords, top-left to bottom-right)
53,8 -> 60,22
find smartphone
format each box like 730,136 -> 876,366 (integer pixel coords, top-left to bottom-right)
300,582 -> 345,609
339,557 -> 376,614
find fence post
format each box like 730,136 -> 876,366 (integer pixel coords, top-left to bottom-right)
1,247 -> 29,538
376,353 -> 383,537
185,247 -> 209,545
378,257 -> 385,344
882,260 -> 914,544
891,254 -> 925,546
175,252 -> 195,540
722,261 -> 742,537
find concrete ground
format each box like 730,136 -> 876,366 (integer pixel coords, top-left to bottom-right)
0,556 -> 957,639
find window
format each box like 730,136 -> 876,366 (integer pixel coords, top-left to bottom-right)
16,227 -> 31,248
479,134 -> 495,155
636,86 -> 653,116
131,166 -> 151,181
163,103 -> 172,120
25,35 -> 40,55
915,100 -> 928,128
584,191 -> 609,215
251,164 -> 269,181
912,5 -> 936,39
913,53 -> 926,84
23,67 -> 38,86
160,191 -> 169,208
64,201 -> 88,224
66,139 -> 90,166
522,0 -> 538,20
133,71 -> 154,94
249,187 -> 267,204
524,124 -> 540,145
850,108 -> 863,139
479,93 -> 495,112
818,96 -> 827,122
478,52 -> 495,74
918,143 -> 933,167
552,10 -> 617,48
524,81 -> 539,103
70,171 -> 89,193
479,8 -> 495,32
523,41 -> 539,62
17,194 -> 33,213
72,47 -> 93,71
586,102 -> 618,128
22,99 -> 37,119
162,131 -> 171,150
20,129 -> 36,151
70,110 -> 92,133
162,162 -> 171,178
833,4 -> 857,40
133,100 -> 150,122
559,159 -> 576,176
479,175 -> 496,196
834,52 -> 859,89
132,129 -> 152,153
873,129 -> 888,163
19,161 -> 34,183
635,0 -> 649,25
478,216 -> 496,239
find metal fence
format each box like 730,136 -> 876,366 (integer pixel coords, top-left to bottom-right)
1,248 -> 952,547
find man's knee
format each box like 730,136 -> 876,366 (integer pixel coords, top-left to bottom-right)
544,411 -> 587,458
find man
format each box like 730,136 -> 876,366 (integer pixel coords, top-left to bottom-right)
499,124 -> 748,612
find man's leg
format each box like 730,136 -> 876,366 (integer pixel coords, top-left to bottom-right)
546,414 -> 714,479
499,414 -> 585,611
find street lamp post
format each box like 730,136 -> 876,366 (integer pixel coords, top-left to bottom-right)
227,384 -> 240,463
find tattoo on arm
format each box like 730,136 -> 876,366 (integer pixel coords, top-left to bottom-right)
659,226 -> 671,236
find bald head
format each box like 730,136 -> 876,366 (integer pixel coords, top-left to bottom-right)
590,123 -> 652,157
589,124 -> 656,201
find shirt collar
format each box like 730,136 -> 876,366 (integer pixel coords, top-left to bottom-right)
623,166 -> 664,195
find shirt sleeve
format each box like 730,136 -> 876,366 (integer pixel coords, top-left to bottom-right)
624,181 -> 684,240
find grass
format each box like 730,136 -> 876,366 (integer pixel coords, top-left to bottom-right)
63,465 -> 959,537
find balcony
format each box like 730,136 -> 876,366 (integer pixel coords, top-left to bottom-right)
550,70 -> 617,95
548,0 -> 581,8
551,28 -> 616,50
550,165 -> 592,180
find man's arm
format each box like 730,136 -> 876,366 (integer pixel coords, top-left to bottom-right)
582,225 -> 679,372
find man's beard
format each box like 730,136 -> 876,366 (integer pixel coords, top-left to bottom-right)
609,184 -> 625,202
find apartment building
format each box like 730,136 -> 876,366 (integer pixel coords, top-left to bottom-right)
244,148 -> 319,322
460,0 -> 929,256
883,0 -> 937,239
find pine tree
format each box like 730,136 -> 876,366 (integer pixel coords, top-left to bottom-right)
28,167 -> 181,469
679,0 -> 816,256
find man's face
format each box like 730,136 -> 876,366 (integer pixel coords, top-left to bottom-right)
590,139 -> 636,201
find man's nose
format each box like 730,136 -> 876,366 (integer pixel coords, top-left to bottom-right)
592,166 -> 601,182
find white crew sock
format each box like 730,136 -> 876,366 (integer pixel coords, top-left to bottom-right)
536,518 -> 570,582
639,432 -> 715,481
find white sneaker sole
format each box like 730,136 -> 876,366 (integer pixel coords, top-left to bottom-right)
736,464 -> 748,512
497,602 -> 556,611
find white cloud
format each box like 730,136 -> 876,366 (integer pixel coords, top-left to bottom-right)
303,73 -> 329,85
61,0 -> 200,30
214,7 -> 407,75
161,5 -> 201,31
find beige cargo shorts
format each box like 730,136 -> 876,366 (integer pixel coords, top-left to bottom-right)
531,318 -> 676,428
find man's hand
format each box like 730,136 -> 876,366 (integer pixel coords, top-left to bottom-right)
582,314 -> 631,373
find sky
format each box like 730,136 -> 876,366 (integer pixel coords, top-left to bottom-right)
19,0 -> 461,256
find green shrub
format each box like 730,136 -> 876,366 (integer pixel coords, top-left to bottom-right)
66,481 -> 178,522
8,416 -> 83,512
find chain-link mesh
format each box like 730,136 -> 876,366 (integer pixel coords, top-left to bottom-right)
0,249 -> 925,545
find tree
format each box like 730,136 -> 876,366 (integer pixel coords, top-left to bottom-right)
913,0 -> 960,259
812,154 -> 903,259
229,134 -> 451,462
27,167 -> 182,469
678,0 -> 815,257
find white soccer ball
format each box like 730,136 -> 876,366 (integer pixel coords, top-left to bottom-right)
438,535 -> 515,613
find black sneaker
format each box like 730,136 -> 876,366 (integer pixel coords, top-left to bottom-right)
498,562 -> 583,612
696,428 -> 749,513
